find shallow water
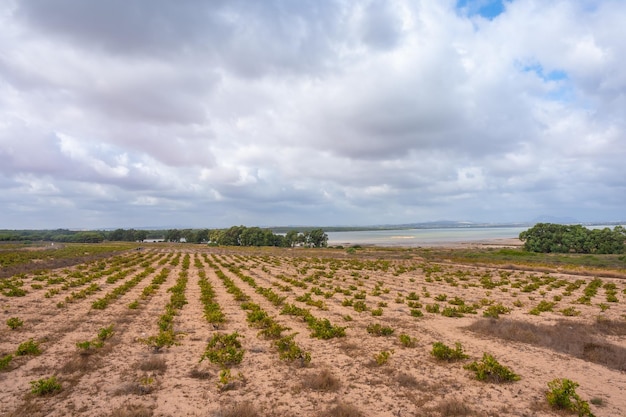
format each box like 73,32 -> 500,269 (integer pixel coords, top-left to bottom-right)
327,226 -> 527,246
327,225 -> 623,247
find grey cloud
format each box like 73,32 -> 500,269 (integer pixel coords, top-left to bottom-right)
82,69 -> 218,125
15,0 -> 347,78
1,0 -> 625,228
15,0 -> 231,57
0,121 -> 71,176
358,0 -> 404,50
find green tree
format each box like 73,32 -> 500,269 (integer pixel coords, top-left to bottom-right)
134,230 -> 148,241
520,223 -> 625,254
165,229 -> 182,242
307,229 -> 328,248
217,226 -> 245,246
108,228 -> 126,241
195,229 -> 209,243
285,230 -> 299,247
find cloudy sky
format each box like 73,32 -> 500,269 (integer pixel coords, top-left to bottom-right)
1,0 -> 624,229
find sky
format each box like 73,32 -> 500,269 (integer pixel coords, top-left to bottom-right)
1,0 -> 625,229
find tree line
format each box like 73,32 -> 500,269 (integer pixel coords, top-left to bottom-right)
519,223 -> 625,254
207,226 -> 328,247
0,229 -> 111,243
0,226 -> 329,248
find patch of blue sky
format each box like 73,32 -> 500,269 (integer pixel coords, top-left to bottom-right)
544,84 -> 576,103
456,0 -> 507,20
522,63 -> 568,82
520,62 -> 574,102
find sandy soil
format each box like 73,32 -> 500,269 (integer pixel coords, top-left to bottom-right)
0,246 -> 624,417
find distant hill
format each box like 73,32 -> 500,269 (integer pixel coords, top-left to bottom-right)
271,221 -> 531,233
531,215 -> 579,224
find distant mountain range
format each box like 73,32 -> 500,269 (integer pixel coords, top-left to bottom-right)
271,218 -> 625,233
83,218 -> 624,233
531,215 -> 580,224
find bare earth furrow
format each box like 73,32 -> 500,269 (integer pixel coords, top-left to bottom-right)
0,257 -> 176,416
1,246 -> 625,417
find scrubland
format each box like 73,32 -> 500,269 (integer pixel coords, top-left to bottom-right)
1,243 -> 625,416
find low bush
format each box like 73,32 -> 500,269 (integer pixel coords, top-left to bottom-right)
76,340 -> 100,351
97,324 -> 115,342
464,353 -> 520,383
546,378 -> 594,417
0,354 -> 13,371
144,329 -> 177,351
17,339 -> 41,356
30,376 -> 62,396
217,368 -> 245,392
6,317 -> 24,330
201,333 -> 245,367
366,323 -> 394,336
441,306 -> 464,317
309,318 -> 346,339
431,342 -> 468,361
529,300 -> 556,315
274,334 -> 311,366
560,307 -> 581,317
353,300 -> 368,312
483,303 -> 511,318
425,304 -> 440,314
258,321 -> 289,340
399,334 -> 417,348
373,350 -> 393,366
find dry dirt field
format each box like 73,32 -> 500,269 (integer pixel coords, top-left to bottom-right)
1,244 -> 625,417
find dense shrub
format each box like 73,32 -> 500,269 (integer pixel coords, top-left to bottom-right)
546,378 -> 594,416
431,342 -> 468,361
519,223 -> 625,254
465,353 -> 520,382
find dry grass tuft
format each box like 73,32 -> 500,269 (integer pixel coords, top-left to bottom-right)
114,313 -> 135,326
59,356 -> 95,374
338,341 -> 360,354
110,404 -> 153,417
217,402 -> 260,417
396,372 -> 419,388
467,318 -> 626,371
5,399 -> 46,417
138,357 -> 167,373
322,403 -> 364,417
113,382 -> 154,396
432,397 -> 475,416
188,367 -> 211,380
301,368 -> 341,391
594,315 -> 626,335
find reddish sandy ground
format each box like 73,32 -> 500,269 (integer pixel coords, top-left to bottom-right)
0,244 -> 624,417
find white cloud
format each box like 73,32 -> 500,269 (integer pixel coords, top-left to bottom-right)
0,0 -> 624,228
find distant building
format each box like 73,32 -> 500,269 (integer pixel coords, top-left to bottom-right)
143,238 -> 165,243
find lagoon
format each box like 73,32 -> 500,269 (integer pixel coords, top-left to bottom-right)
326,224 -> 624,247
326,226 -> 529,247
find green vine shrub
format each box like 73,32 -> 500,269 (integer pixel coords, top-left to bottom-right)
546,378 -> 595,417
464,353 -> 520,383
